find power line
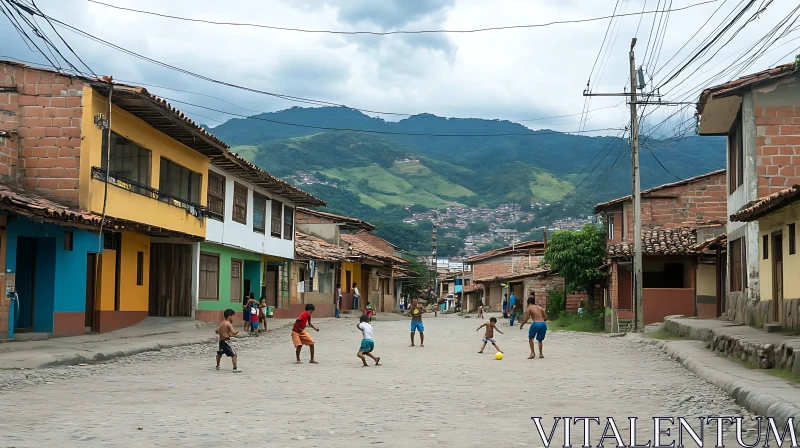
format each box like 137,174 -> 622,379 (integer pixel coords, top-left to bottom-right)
158,95 -> 625,138
85,0 -> 723,35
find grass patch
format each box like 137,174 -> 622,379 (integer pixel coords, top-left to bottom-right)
646,328 -> 689,340
549,312 -> 604,333
729,357 -> 800,383
229,145 -> 258,161
529,170 -> 575,202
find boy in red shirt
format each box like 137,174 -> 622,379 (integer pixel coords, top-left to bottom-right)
292,304 -> 320,364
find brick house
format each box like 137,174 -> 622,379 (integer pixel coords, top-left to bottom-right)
594,170 -> 727,331
464,240 -> 566,311
697,61 -> 800,327
0,60 -> 323,337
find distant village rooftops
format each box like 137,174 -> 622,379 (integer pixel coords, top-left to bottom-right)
731,185 -> 800,222
593,169 -> 726,214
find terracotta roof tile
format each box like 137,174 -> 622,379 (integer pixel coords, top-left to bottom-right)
297,208 -> 375,230
0,182 -> 104,227
698,63 -> 798,114
607,227 -> 698,258
341,233 -> 407,264
295,231 -> 347,261
730,186 -> 800,222
464,240 -> 546,263
693,233 -> 727,252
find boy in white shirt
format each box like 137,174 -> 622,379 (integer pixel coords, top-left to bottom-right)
356,314 -> 380,367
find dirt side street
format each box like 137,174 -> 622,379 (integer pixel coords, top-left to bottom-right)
0,314 -> 759,447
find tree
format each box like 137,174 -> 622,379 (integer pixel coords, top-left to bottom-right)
542,224 -> 606,308
437,236 -> 465,258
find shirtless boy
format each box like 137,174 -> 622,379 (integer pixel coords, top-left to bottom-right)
215,309 -> 241,372
476,317 -> 504,354
519,297 -> 548,359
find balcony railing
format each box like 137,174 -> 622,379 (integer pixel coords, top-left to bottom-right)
92,166 -> 206,220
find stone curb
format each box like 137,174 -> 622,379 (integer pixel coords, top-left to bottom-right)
645,337 -> 800,430
9,321 -> 294,369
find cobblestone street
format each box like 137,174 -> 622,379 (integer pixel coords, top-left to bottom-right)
0,314 -> 759,447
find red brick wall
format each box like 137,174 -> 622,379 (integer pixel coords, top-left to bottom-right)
472,260 -> 512,280
296,210 -> 337,225
621,172 -> 727,240
754,106 -> 800,198
0,63 -> 84,207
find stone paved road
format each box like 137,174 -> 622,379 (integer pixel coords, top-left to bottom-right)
0,314 -> 760,447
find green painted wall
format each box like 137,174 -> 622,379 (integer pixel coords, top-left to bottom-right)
198,242 -> 262,311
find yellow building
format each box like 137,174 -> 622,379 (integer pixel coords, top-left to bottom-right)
78,83 -> 228,332
731,186 -> 800,329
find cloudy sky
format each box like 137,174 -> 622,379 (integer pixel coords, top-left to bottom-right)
1,0 -> 797,136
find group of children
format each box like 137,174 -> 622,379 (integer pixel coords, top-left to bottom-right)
215,301 -> 381,372
242,293 -> 269,336
215,294 -> 548,372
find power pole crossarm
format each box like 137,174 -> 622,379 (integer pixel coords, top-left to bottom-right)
629,38 -> 644,331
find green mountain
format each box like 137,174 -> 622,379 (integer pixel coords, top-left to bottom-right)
211,106 -> 726,219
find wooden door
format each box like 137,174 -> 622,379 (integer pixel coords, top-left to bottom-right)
266,268 -> 278,307
231,259 -> 243,305
85,253 -> 98,331
772,232 -> 784,323
149,243 -> 192,317
618,266 -> 633,310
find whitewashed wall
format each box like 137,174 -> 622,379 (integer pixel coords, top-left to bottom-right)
205,165 -> 295,259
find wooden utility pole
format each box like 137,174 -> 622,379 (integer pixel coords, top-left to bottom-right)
628,38 -> 643,331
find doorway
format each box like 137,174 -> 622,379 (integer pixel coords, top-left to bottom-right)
85,253 -> 98,332
772,232 -> 784,323
15,236 -> 37,331
149,243 -> 192,317
266,266 -> 278,307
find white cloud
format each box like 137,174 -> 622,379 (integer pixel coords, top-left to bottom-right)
1,0 -> 797,134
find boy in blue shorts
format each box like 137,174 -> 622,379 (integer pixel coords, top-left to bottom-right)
519,297 -> 548,359
406,296 -> 427,347
356,314 -> 380,366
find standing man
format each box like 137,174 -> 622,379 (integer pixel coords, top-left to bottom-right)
519,297 -> 548,359
507,292 -> 517,326
352,282 -> 360,311
406,296 -> 427,347
502,294 -> 509,319
335,284 -> 342,318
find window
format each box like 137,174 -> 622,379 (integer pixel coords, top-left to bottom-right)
199,253 -> 220,300
607,214 -> 615,240
159,158 -> 201,204
318,263 -> 333,294
64,231 -> 73,251
763,235 -> 769,259
207,172 -> 225,221
283,205 -> 293,240
643,263 -> 686,288
101,131 -> 151,186
230,259 -> 242,303
253,193 -> 267,233
728,111 -> 744,194
730,237 -> 745,292
790,223 -> 796,255
232,183 -> 248,224
136,251 -> 144,285
271,200 -> 282,237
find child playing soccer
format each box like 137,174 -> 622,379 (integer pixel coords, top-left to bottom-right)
215,309 -> 241,372
292,304 -> 319,364
356,314 -> 380,367
476,317 -> 504,354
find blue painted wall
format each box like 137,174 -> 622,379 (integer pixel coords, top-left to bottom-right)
243,259 -> 262,298
6,217 -> 102,332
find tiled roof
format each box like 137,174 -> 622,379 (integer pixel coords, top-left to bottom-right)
0,182 -> 104,228
392,267 -> 417,278
295,231 -> 347,261
594,169 -> 726,213
607,227 -> 698,257
341,233 -> 407,264
464,240 -> 546,263
296,208 -> 375,230
730,186 -> 800,222
698,63 -> 798,114
693,233 -> 727,252
462,283 -> 484,293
